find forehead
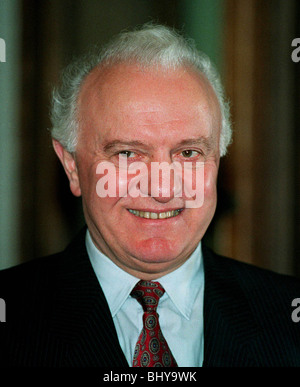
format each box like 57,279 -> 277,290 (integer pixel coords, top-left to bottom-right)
78,62 -> 221,142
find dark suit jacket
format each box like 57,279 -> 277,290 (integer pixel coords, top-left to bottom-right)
0,228 -> 300,367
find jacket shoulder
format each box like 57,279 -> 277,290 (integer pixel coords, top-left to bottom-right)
0,252 -> 64,297
203,245 -> 300,329
0,228 -> 87,299
203,246 -> 300,366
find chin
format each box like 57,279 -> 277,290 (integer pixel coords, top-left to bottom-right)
132,237 -> 185,263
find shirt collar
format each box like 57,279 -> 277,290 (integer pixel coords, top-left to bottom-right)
86,230 -> 204,320
154,243 -> 204,320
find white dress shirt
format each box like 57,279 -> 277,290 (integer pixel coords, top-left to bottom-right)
86,230 -> 205,367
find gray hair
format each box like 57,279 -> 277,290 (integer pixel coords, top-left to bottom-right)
50,23 -> 232,156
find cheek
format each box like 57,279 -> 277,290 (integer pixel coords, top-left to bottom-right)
194,164 -> 218,216
204,164 -> 218,198
187,166 -> 218,234
95,164 -> 145,199
182,164 -> 217,209
117,168 -> 131,197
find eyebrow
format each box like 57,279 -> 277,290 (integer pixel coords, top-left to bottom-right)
102,136 -> 214,153
173,136 -> 214,152
103,140 -> 152,153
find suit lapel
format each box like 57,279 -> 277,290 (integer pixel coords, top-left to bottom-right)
49,228 -> 129,367
202,246 -> 260,366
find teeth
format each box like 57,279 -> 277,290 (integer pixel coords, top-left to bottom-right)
128,209 -> 182,219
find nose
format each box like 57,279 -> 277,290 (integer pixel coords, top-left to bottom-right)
138,160 -> 183,203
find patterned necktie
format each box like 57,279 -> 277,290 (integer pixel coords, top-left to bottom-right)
131,280 -> 178,367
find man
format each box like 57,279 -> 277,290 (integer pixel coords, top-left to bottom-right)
0,24 -> 300,367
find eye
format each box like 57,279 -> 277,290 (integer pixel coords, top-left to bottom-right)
181,150 -> 200,158
118,150 -> 136,158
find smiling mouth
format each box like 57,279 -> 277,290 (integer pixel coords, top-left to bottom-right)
128,208 -> 183,219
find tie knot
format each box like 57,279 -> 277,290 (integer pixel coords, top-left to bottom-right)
131,280 -> 165,312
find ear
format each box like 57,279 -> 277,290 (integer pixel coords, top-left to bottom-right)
52,139 -> 81,197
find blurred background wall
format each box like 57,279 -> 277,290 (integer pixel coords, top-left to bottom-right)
0,0 -> 299,277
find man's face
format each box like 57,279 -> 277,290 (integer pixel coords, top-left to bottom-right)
55,63 -> 221,279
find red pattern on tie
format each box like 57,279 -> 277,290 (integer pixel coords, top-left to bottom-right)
131,280 -> 178,367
